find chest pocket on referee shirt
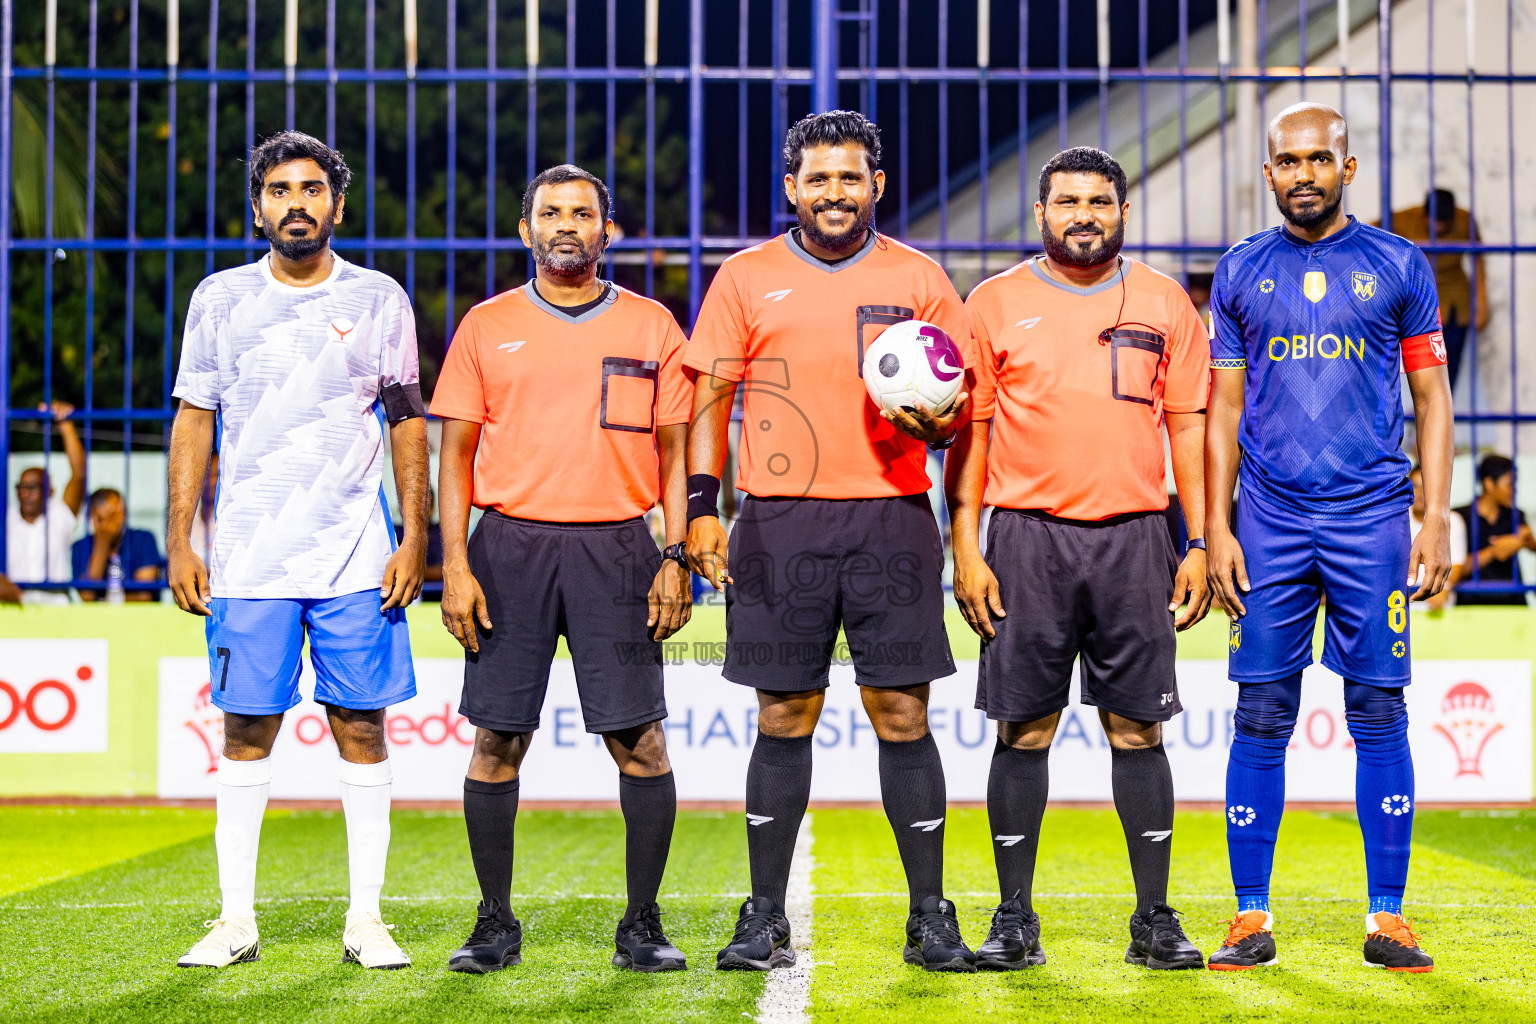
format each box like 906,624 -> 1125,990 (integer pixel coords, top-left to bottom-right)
1107,328 -> 1165,406
600,356 -> 659,433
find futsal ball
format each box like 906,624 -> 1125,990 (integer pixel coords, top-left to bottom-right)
861,319 -> 965,416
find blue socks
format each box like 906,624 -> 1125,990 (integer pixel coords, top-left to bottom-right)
1225,675 -> 1415,927
1226,676 -> 1300,911
1345,681 -> 1414,921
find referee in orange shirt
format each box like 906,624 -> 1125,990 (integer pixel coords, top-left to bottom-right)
686,111 -> 978,972
947,147 -> 1213,971
432,165 -> 694,974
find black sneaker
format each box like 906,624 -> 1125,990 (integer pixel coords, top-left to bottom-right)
716,897 -> 795,971
1125,902 -> 1204,970
974,892 -> 1046,970
447,899 -> 523,973
903,896 -> 976,972
1207,910 -> 1278,971
613,902 -> 687,972
1363,912 -> 1434,972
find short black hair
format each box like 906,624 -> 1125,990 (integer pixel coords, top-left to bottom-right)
248,131 -> 351,205
1478,453 -> 1514,484
783,110 -> 882,177
88,487 -> 122,513
1039,147 -> 1128,207
521,164 -> 611,226
1428,188 -> 1457,223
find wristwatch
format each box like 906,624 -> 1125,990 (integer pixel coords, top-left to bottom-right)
1186,537 -> 1207,554
927,432 -> 957,451
662,542 -> 690,571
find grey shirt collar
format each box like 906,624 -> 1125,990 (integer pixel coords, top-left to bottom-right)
523,279 -> 620,324
784,228 -> 880,273
1025,255 -> 1127,297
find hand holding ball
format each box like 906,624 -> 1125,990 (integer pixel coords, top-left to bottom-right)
861,320 -> 965,417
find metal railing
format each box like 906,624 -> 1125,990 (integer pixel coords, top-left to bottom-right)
1,0 -> 1531,599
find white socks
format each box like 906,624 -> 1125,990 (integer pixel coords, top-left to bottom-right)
215,756 -> 272,920
338,758 -> 393,917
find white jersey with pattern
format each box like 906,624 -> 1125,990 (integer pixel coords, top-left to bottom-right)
172,254 -> 418,598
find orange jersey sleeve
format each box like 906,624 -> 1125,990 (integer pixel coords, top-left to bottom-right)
428,311 -> 488,423
1162,289 -> 1212,414
685,260 -> 749,383
656,313 -> 693,426
965,285 -> 1000,420
918,262 -> 976,368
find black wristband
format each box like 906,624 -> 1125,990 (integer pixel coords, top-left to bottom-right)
380,382 -> 426,421
662,542 -> 690,570
1185,537 -> 1206,554
686,474 -> 721,524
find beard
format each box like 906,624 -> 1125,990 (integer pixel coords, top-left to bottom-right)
533,232 -> 603,277
796,198 -> 874,254
1275,179 -> 1343,229
1041,218 -> 1124,268
262,210 -> 335,261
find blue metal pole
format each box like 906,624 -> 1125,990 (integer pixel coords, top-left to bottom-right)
687,0 -> 703,323
0,0 -> 12,560
813,0 -> 836,112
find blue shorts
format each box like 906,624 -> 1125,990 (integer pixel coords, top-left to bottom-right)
1229,490 -> 1412,685
206,590 -> 417,715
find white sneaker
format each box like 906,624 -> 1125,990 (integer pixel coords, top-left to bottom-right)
178,917 -> 260,968
343,911 -> 411,969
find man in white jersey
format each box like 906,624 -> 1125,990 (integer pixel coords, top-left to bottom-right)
165,132 -> 429,970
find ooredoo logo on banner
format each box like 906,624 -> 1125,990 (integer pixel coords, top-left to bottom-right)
0,639 -> 109,754
158,657 -> 1532,802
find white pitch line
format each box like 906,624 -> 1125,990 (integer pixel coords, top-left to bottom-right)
755,813 -> 815,1024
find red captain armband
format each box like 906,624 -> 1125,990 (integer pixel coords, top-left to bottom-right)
1401,330 -> 1448,373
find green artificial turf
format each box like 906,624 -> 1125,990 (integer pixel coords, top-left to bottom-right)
2,806 -> 1533,1023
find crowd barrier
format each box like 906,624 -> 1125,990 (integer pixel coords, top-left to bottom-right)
2,606 -> 1532,803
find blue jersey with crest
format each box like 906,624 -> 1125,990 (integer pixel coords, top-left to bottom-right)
1209,217 -> 1444,517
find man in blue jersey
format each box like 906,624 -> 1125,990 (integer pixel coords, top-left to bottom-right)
1205,103 -> 1454,973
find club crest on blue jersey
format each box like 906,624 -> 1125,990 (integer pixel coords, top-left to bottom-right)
1352,271 -> 1377,301
1303,271 -> 1327,303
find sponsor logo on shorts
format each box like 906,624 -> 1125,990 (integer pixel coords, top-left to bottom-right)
1229,621 -> 1242,653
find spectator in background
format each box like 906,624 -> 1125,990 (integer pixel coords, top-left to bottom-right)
1453,454 -> 1531,606
72,487 -> 163,602
1379,189 -> 1489,390
7,401 -> 86,603
1410,463 -> 1467,610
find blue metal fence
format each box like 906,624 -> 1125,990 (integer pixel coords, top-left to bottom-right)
1,0 -> 1531,597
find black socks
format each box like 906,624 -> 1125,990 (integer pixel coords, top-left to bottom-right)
619,771 -> 677,913
463,776 -> 520,910
986,741 -> 1050,911
878,733 -> 948,911
1110,743 -> 1176,915
745,732 -> 814,907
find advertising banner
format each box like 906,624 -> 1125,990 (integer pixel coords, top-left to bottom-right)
0,639 -> 110,754
157,656 -> 1532,803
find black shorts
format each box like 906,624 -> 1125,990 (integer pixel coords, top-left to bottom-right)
461,511 -> 667,734
724,494 -> 955,691
976,508 -> 1181,723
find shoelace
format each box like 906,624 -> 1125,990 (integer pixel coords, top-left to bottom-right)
918,910 -> 964,946
1148,904 -> 1190,939
1217,912 -> 1268,947
348,914 -> 400,948
465,912 -> 513,946
987,904 -> 1029,939
626,904 -> 668,942
1371,914 -> 1422,948
734,911 -> 784,947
